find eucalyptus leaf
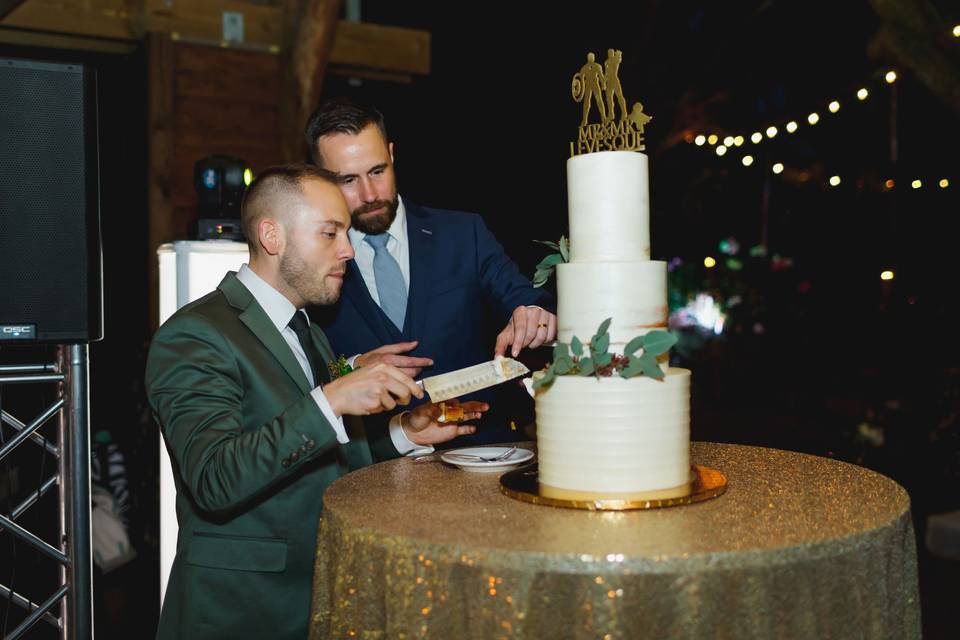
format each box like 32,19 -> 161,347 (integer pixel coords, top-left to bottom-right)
554,356 -> 573,375
553,342 -> 570,361
595,317 -> 612,337
537,253 -> 565,269
592,332 -> 610,355
594,352 -> 613,367
559,236 -> 570,262
578,357 -> 594,375
637,352 -> 665,380
623,336 -> 645,356
570,336 -> 583,357
532,366 -> 556,390
534,239 -> 560,251
642,331 -> 678,357
620,357 -> 644,378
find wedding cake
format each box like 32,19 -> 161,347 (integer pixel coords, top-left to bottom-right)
535,150 -> 692,500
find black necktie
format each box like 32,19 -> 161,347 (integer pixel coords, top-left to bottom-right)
288,311 -> 325,386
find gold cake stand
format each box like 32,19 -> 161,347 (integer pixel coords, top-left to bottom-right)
500,463 -> 727,510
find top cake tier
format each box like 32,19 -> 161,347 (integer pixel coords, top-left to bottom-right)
567,150 -> 650,262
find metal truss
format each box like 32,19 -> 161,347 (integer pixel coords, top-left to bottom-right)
0,346 -> 93,639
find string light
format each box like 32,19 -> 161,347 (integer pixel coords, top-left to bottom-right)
953,25 -> 960,38
828,100 -> 840,113
707,134 -> 718,145
742,155 -> 754,166
829,175 -> 841,186
723,136 -> 735,147
750,132 -> 763,144
772,163 -> 784,174
695,134 -> 706,146
716,145 -> 728,156
785,121 -> 798,133
885,179 -> 895,189
885,70 -> 897,84
940,178 -> 950,188
857,88 -> 869,100
704,256 -> 717,268
766,126 -> 778,138
807,112 -> 820,125
880,270 -> 895,281
911,179 -> 922,189
733,135 -> 745,146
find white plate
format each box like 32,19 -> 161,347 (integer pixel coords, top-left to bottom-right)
440,447 -> 534,473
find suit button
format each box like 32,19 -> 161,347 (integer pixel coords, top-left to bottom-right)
306,440 -> 316,450
281,458 -> 290,468
291,451 -> 300,462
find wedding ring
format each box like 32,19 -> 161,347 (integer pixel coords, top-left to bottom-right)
537,323 -> 548,329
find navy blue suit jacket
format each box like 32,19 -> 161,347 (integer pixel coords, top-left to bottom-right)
311,200 -> 553,444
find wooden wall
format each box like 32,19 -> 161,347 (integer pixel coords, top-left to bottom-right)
147,34 -> 283,325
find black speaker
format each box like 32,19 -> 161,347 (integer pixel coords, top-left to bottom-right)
0,58 -> 103,343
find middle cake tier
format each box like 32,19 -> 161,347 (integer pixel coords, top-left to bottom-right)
556,260 -> 668,347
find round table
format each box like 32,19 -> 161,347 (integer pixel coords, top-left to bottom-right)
308,442 -> 920,639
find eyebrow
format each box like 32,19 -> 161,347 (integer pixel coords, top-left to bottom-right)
319,219 -> 347,229
334,163 -> 388,183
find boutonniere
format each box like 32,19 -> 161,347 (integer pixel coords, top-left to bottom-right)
327,355 -> 354,380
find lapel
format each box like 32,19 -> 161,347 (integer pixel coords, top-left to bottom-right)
341,260 -> 402,343
402,202 -> 437,342
219,273 -> 311,395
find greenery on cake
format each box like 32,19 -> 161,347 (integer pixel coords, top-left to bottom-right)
532,318 -> 678,391
531,236 -> 570,287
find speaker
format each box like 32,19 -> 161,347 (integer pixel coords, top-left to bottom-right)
0,58 -> 103,343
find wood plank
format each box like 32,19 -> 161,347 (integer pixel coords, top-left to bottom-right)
0,26 -> 137,53
2,0 -> 136,40
329,21 -> 430,75
143,0 -> 282,46
0,0 -> 28,20
177,97 -> 278,136
174,67 -> 280,104
147,32 -> 176,331
175,40 -> 281,73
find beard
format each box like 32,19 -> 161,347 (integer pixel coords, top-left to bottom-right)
279,244 -> 343,307
351,196 -> 399,235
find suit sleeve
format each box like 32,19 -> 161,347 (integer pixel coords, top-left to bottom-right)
472,214 -> 555,323
146,312 -> 341,516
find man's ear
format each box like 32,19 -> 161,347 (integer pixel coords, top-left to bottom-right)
259,217 -> 283,256
389,141 -> 395,164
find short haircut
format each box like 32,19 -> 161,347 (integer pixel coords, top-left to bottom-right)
303,97 -> 388,166
240,163 -> 338,254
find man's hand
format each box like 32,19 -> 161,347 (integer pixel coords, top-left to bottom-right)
402,400 -> 489,446
494,306 -> 558,358
355,341 -> 433,378
324,363 -> 423,416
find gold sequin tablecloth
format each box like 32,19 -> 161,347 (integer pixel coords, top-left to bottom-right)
309,442 -> 920,639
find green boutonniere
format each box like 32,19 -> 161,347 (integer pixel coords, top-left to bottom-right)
327,355 -> 353,380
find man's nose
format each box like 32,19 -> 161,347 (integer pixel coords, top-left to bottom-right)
358,177 -> 377,203
340,235 -> 356,261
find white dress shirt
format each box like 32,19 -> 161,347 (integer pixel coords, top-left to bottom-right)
347,195 -> 411,304
236,264 -> 426,454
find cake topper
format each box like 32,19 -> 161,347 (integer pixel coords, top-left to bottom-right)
570,49 -> 652,156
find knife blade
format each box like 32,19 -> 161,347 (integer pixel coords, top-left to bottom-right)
416,356 -> 530,402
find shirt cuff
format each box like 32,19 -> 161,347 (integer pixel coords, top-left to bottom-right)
310,387 -> 350,444
347,354 -> 360,368
389,412 -> 434,456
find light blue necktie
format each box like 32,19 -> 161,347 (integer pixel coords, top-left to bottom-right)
364,233 -> 407,331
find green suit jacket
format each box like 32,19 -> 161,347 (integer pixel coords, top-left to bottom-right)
145,273 -> 399,639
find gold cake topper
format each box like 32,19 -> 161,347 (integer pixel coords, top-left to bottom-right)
570,49 -> 652,156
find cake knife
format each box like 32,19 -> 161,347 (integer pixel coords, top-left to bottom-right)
416,356 -> 529,403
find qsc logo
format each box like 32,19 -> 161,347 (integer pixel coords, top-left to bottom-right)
0,325 -> 36,340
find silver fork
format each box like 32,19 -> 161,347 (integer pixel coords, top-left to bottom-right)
414,446 -> 518,464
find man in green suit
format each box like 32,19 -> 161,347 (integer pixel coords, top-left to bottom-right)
146,164 -> 483,639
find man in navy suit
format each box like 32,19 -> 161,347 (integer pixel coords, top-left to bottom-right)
304,98 -> 556,444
